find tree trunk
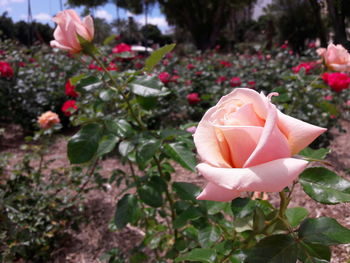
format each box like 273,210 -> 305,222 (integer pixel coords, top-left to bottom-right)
309,0 -> 328,47
326,0 -> 349,50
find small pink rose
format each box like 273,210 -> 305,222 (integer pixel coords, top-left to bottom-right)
318,43 -> 350,72
193,88 -> 326,201
51,9 -> 94,54
38,111 -> 60,129
186,126 -> 197,134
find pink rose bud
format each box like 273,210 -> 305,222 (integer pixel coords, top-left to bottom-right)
38,111 -> 60,129
186,126 -> 197,134
193,88 -> 326,201
318,43 -> 350,72
51,9 -> 94,54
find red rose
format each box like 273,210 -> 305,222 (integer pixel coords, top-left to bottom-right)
219,60 -> 232,67
159,72 -> 171,84
230,77 -> 242,87
195,71 -> 203,76
112,43 -> 131,53
19,62 -> 26,67
247,81 -> 256,89
216,76 -> 227,84
322,72 -> 350,92
61,100 -> 78,116
187,93 -> 200,105
171,75 -> 180,82
65,80 -> 79,98
292,62 -> 315,74
281,43 -> 288,49
107,62 -> 118,71
0,61 -> 14,78
135,62 -> 143,69
187,64 -> 195,70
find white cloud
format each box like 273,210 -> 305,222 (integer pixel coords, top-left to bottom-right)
34,13 -> 52,21
96,9 -> 113,22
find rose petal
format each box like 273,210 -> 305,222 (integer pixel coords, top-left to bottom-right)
244,103 -> 290,167
196,182 -> 240,201
216,126 -> 262,168
277,111 -> 327,154
216,88 -> 268,120
197,158 -> 308,192
194,106 -> 232,168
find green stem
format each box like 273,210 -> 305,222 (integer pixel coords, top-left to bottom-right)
91,53 -> 146,130
153,156 -> 178,240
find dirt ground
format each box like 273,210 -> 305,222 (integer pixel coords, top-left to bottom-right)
1,120 -> 350,263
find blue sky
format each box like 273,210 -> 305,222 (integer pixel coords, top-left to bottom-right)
0,0 -> 172,33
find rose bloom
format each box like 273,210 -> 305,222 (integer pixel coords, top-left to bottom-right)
0,61 -> 14,78
219,60 -> 232,67
193,88 -> 326,201
38,111 -> 60,129
292,62 -> 315,74
158,72 -> 171,84
65,80 -> 79,98
171,75 -> 180,82
230,77 -> 242,87
62,100 -> 78,116
216,76 -> 227,84
324,95 -> 333,101
186,126 -> 197,134
317,43 -> 350,72
346,100 -> 350,106
51,9 -> 94,54
322,72 -> 350,92
187,93 -> 201,105
247,81 -> 256,89
187,64 -> 195,70
112,43 -> 131,53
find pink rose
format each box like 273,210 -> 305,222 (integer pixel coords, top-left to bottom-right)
317,43 -> 350,72
193,88 -> 326,202
158,72 -> 171,84
230,77 -> 242,87
38,111 -> 60,129
51,9 -> 94,54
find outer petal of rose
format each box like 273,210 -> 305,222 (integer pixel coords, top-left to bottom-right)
277,111 -> 327,154
194,106 -> 231,168
244,103 -> 290,168
50,40 -> 72,52
83,16 -> 94,41
329,63 -> 350,72
216,88 -> 268,119
196,182 -> 241,202
217,125 -> 262,168
196,158 -> 308,192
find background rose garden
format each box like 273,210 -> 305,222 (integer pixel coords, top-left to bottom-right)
1,7 -> 350,263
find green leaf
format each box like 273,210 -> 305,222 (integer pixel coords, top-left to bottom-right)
138,181 -> 163,208
130,252 -> 148,263
68,123 -> 103,164
76,75 -> 101,92
172,182 -> 201,202
298,217 -> 350,245
297,242 -> 331,263
97,134 -> 118,157
164,142 -> 196,172
320,101 -> 338,116
299,167 -> 350,204
205,201 -> 231,215
173,207 -> 202,229
135,139 -> 161,170
299,148 -> 330,160
130,75 -> 170,97
115,194 -> 139,229
105,119 -> 134,138
118,140 -> 134,157
144,44 -> 176,72
286,207 -> 309,227
245,234 -> 298,263
69,73 -> 85,85
174,248 -> 216,263
198,225 -> 221,248
136,95 -> 158,110
253,207 -> 266,233
231,198 -> 256,219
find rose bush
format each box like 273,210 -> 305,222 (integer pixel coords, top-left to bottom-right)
194,88 -> 326,201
